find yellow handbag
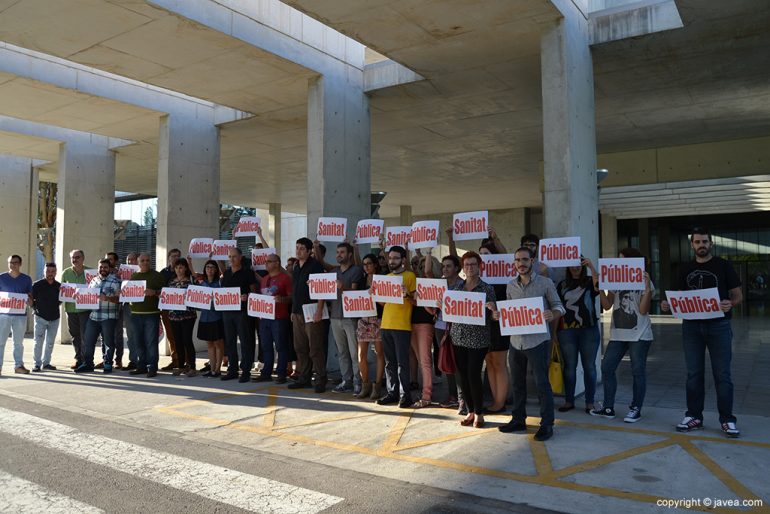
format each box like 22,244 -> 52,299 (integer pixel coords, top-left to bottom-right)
549,340 -> 565,395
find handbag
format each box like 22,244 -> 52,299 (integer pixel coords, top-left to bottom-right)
549,340 -> 565,395
437,324 -> 457,374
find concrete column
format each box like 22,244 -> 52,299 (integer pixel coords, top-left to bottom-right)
659,223 -> 671,291
55,140 -> 116,270
601,213 -> 618,258
306,68 -> 371,239
399,205 -> 412,226
541,9 -> 599,263
0,155 -> 35,273
269,202 -> 281,255
156,114 -> 220,259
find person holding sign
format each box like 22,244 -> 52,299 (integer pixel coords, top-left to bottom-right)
661,227 -> 742,437
0,254 -> 32,375
496,247 -> 565,441
520,234 -> 553,279
448,252 -> 497,428
121,253 -> 139,370
128,253 -> 166,378
76,259 -> 122,374
377,246 -> 417,409
256,254 -> 292,383
104,252 -> 126,369
354,253 -> 386,400
289,238 -> 328,393
591,248 -> 654,424
158,248 -> 182,372
193,259 -> 225,378
555,257 -> 600,414
61,249 -> 90,369
31,263 -> 61,372
219,248 -> 258,383
408,250 -> 441,408
166,259 -> 199,377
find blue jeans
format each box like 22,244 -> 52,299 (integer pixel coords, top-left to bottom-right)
511,341 -> 554,426
83,318 -> 117,368
381,329 -> 412,400
682,319 -> 735,423
222,311 -> 256,376
557,326 -> 600,404
132,313 -> 160,372
0,313 -> 27,369
33,316 -> 60,368
123,304 -> 137,363
601,339 -> 652,410
258,318 -> 290,379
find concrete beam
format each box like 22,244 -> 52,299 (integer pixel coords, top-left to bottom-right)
0,115 -> 134,152
364,60 -> 424,93
589,0 -> 683,45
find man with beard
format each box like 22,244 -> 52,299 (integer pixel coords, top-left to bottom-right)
76,259 -> 121,373
662,227 -> 742,437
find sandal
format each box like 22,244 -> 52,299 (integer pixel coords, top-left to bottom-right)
411,399 -> 431,409
460,417 -> 475,427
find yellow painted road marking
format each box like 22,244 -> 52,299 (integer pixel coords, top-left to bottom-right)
679,440 -> 763,502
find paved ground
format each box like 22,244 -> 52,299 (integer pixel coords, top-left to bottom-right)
0,315 -> 768,513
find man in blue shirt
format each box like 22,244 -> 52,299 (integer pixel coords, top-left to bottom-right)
0,254 -> 33,375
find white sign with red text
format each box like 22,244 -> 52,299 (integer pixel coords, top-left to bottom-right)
213,287 -> 242,311
118,264 -> 140,281
188,238 -> 214,258
233,216 -> 261,237
441,289 -> 486,326
158,288 -> 188,311
247,293 -> 276,320
384,226 -> 411,251
497,297 -> 548,336
85,269 -> 98,285
539,237 -> 581,267
410,220 -> 440,249
75,287 -> 99,310
185,285 -> 214,310
59,283 -> 78,303
119,280 -> 146,303
251,247 -> 276,271
665,288 -> 724,320
452,211 -> 488,241
599,258 -> 646,291
370,274 -> 404,304
0,292 -> 27,314
415,278 -> 447,307
211,240 -> 237,261
342,290 -> 377,318
355,219 -> 384,245
308,273 -> 338,300
480,254 -> 517,285
317,217 -> 347,242
302,303 -> 329,323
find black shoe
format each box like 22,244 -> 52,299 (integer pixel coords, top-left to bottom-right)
201,362 -> 211,372
376,393 -> 400,405
43,364 -> 57,371
125,362 -> 137,371
238,374 -> 251,383
274,376 -> 287,384
498,420 -> 528,433
74,365 -> 94,374
146,370 -> 158,378
534,425 -> 553,441
32,366 -> 42,373
221,373 -> 239,381
398,397 -> 412,408
314,382 -> 327,393
252,374 -> 272,382
590,407 -> 616,419
103,366 -> 113,374
160,363 -> 175,371
211,372 -> 221,378
287,381 -> 310,389
558,404 -> 575,413
129,369 -> 145,375
94,362 -> 104,370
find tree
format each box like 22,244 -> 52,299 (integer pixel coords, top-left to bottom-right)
37,182 -> 57,263
143,205 -> 156,227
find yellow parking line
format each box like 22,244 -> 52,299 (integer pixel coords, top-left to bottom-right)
273,412 -> 378,431
393,427 -> 491,451
679,440 -> 763,502
529,439 -> 553,475
380,413 -> 413,453
546,438 -> 677,479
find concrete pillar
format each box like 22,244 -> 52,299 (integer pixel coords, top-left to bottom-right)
156,114 -> 220,259
0,155 -> 36,275
601,213 -> 618,258
399,205 -> 412,226
55,140 -> 116,271
541,9 -> 599,263
306,69 -> 371,239
659,223 -> 671,292
269,202 -> 281,255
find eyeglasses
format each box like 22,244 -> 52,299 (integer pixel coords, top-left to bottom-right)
8,260 -> 21,265
522,243 -> 537,248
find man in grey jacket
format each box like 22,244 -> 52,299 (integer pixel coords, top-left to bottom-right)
497,246 -> 565,441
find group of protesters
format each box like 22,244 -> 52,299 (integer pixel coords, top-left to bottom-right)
0,217 -> 742,441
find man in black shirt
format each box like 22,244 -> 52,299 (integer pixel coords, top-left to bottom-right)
288,237 -> 327,393
159,248 -> 181,371
31,263 -> 61,372
662,227 -> 742,437
220,248 -> 257,382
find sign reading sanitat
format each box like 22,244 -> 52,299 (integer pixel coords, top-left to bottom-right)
75,287 -> 100,310
308,273 -> 338,300
251,247 -> 276,271
665,288 -> 724,320
480,254 -> 517,285
370,275 -> 404,304
452,211 -> 488,241
211,240 -> 237,261
247,293 -> 276,320
384,226 -> 411,251
342,290 -> 377,317
158,288 -> 188,311
355,219 -> 384,245
497,297 -> 548,336
538,237 -> 581,267
317,217 -> 347,242
213,287 -> 242,311
415,278 -> 447,308
599,258 -> 646,291
85,269 -> 98,285
441,289 -> 487,326
233,216 -> 261,237
0,292 -> 27,314
188,238 -> 214,258
119,280 -> 146,303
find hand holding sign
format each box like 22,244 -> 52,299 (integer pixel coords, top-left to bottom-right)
415,278 -> 447,307
189,238 -> 214,258
409,221 -> 439,249
598,258 -> 645,291
119,280 -> 146,303
384,226 -> 411,251
158,288 -> 188,311
247,293 -> 276,320
441,290 -> 486,326
664,288 -> 724,320
452,211 -> 488,241
370,275 -> 404,304
355,219 -> 384,245
308,273 -> 338,300
496,297 -> 548,336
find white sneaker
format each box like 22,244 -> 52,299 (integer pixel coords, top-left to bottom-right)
623,407 -> 641,423
721,421 -> 740,438
676,416 -> 703,432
